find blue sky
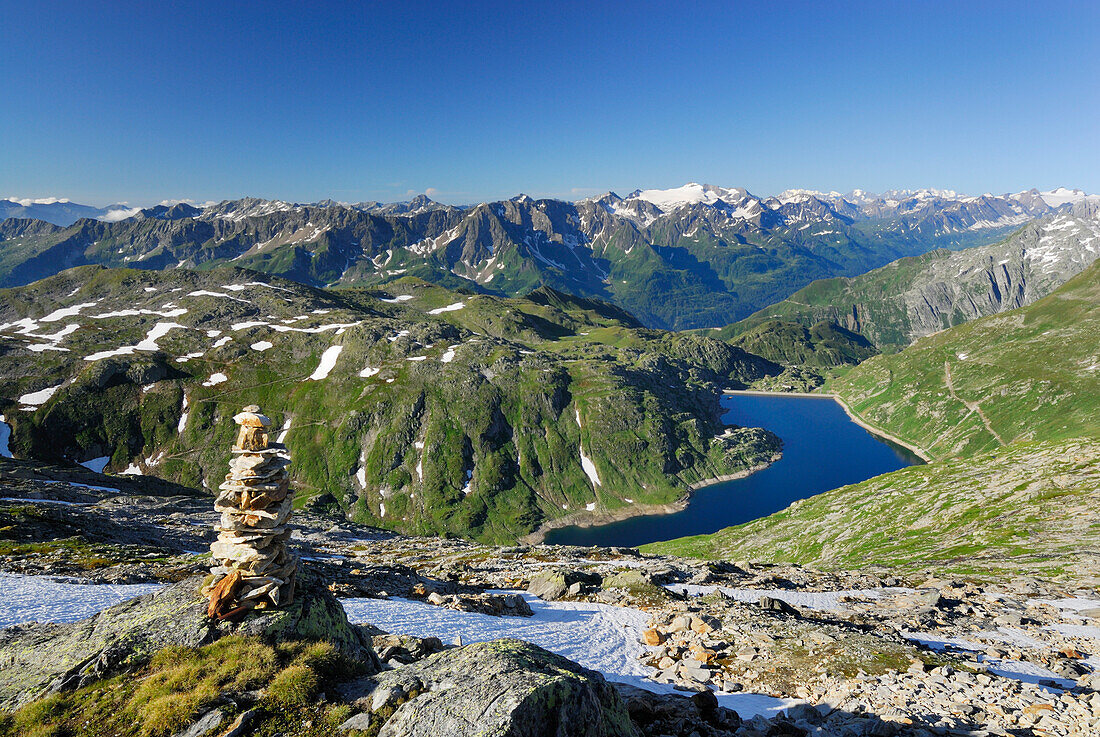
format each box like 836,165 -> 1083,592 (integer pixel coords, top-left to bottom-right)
2,0 -> 1098,206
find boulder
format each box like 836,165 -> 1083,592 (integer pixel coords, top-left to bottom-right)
337,639 -> 638,736
527,569 -> 602,601
0,569 -> 378,709
757,596 -> 800,616
600,569 -> 671,602
614,682 -> 741,735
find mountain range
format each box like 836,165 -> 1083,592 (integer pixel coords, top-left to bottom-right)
2,184 -> 1094,330
0,198 -> 141,226
716,199 -> 1100,349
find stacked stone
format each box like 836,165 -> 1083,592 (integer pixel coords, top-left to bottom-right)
203,405 -> 297,618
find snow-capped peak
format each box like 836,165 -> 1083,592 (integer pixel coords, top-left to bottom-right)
627,183 -> 751,212
1035,187 -> 1092,208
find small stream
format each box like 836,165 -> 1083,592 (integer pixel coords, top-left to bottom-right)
544,393 -> 922,548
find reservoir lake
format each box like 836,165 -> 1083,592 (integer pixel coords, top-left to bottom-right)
544,393 -> 922,548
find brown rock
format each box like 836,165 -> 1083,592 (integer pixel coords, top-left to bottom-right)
690,616 -> 714,634
207,570 -> 243,620
689,645 -> 716,664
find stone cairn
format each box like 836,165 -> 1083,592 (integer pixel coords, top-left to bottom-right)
203,405 -> 298,619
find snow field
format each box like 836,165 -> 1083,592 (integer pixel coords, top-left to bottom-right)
202,373 -> 228,387
427,301 -> 465,315
0,574 -> 161,628
340,593 -> 796,719
18,384 -> 61,408
307,345 -> 344,380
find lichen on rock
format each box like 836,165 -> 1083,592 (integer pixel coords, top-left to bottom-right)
0,571 -> 378,710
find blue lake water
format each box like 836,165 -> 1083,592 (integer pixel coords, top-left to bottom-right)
543,393 -> 922,548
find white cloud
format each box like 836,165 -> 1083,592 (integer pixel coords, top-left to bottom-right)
424,187 -> 438,197
158,198 -> 216,207
97,207 -> 144,222
5,197 -> 72,206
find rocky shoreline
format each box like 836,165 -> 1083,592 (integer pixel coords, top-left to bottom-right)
522,455 -> 780,545
519,497 -> 691,545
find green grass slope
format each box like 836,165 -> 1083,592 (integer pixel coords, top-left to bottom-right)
642,438 -> 1100,586
0,266 -> 781,544
830,259 -> 1100,460
715,251 -> 948,347
725,320 -> 877,367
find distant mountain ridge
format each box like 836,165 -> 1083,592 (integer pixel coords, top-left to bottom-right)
1,184 -> 1094,330
0,198 -> 140,226
724,205 -> 1100,349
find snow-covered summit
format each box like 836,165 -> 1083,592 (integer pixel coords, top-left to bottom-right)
626,183 -> 753,212
1030,187 -> 1096,209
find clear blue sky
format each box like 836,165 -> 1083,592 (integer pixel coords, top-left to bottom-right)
2,0 -> 1098,206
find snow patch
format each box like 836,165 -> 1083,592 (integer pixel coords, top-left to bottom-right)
341,594 -> 796,719
187,290 -> 250,303
0,574 -> 162,627
359,367 -> 380,378
250,340 -> 273,351
177,395 -> 189,434
18,384 -> 61,407
307,345 -> 343,380
78,456 -> 110,473
40,302 -> 98,323
201,372 -> 228,387
579,446 -> 601,487
90,307 -> 188,319
670,585 -> 909,612
83,322 -> 187,361
230,320 -> 359,334
277,418 -> 292,443
427,301 -> 465,315
0,415 -> 11,458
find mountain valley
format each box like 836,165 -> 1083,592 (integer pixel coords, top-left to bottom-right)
3,184 -> 1093,331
